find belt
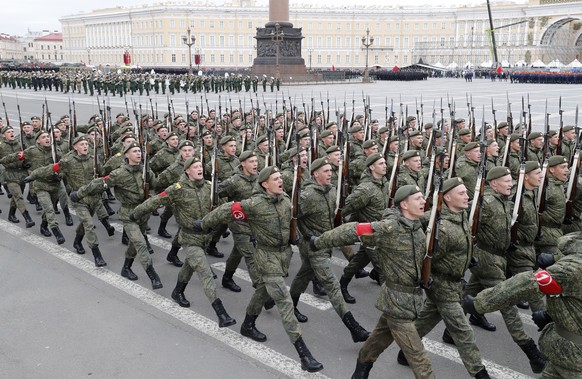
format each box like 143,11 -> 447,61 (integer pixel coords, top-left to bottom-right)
258,245 -> 289,253
432,269 -> 463,283
385,281 -> 423,294
476,243 -> 506,257
555,324 -> 582,345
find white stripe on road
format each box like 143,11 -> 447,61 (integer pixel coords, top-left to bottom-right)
3,219 -> 330,379
424,340 -> 534,379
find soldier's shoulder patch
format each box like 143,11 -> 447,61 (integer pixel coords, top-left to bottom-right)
206,180 -> 211,185
115,152 -> 122,157
174,183 -> 181,189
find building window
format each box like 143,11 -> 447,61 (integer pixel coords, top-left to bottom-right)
336,37 -> 341,48
248,54 -> 252,63
200,20 -> 205,28
230,54 -> 234,63
336,54 -> 341,63
219,21 -> 224,28
346,55 -> 350,64
327,55 -> 331,64
220,54 -> 224,63
327,36 -> 331,48
181,54 -> 186,63
248,22 -> 253,28
239,54 -> 243,63
211,54 -> 215,63
169,20 -> 175,28
219,35 -> 225,47
210,21 -> 215,29
180,20 -> 185,28
171,54 -> 176,63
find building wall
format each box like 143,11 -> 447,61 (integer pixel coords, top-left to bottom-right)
58,0 -> 582,69
0,35 -> 21,61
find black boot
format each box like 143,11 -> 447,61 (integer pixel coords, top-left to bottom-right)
340,275 -> 356,304
40,220 -> 51,236
106,188 -> 115,201
103,200 -> 115,216
23,211 -> 35,228
206,241 -> 224,258
519,338 -> 547,373
62,206 -> 74,226
475,368 -> 491,379
211,298 -> 236,327
51,226 -> 65,245
54,203 -> 60,214
293,336 -> 323,373
241,313 -> 267,342
166,245 -> 183,267
442,328 -> 455,344
516,302 -> 529,310
73,233 -> 85,254
35,202 -> 43,212
352,359 -> 373,379
99,217 -> 115,236
91,246 -> 107,267
312,277 -> 327,296
264,297 -> 276,310
121,258 -> 138,280
4,185 -> 12,198
121,229 -> 129,245
157,219 -> 172,238
292,296 -> 308,323
342,311 -> 370,342
145,265 -> 163,289
145,235 -> 155,254
211,268 -> 217,279
27,191 -> 34,204
469,314 -> 496,332
8,206 -> 19,223
369,268 -> 381,285
355,269 -> 369,279
397,349 -> 409,366
222,270 -> 241,292
171,280 -> 190,307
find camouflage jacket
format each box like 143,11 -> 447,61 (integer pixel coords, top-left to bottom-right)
343,170 -> 388,222
297,179 -> 335,238
155,157 -> 185,192
150,146 -> 178,175
514,188 -> 538,245
2,144 -> 62,192
456,157 -> 479,198
133,175 -> 211,247
0,139 -> 27,182
476,189 -> 512,253
217,170 -> 257,235
536,176 -> 566,247
397,166 -> 426,194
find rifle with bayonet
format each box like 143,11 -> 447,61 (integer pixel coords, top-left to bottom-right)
501,97 -> 513,167
469,107 -> 488,248
289,109 -> 302,243
535,101 -> 550,240
1,93 -> 9,127
565,130 -> 581,225
209,117 -> 219,210
557,96 -> 563,155
510,127 -> 528,249
16,98 -> 24,150
334,114 -> 350,227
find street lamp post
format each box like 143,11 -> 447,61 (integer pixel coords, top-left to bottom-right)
308,48 -> 313,72
361,27 -> 374,83
269,23 -> 285,80
182,27 -> 196,76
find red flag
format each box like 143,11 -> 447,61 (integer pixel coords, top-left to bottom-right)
332,65 -> 335,71
392,65 -> 399,72
496,66 -> 502,74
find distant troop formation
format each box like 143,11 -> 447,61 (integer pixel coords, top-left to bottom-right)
0,90 -> 580,379
0,69 -> 282,97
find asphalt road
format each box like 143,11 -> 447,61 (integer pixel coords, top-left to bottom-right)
0,76 -> 565,378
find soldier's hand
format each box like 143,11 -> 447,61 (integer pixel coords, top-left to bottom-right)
23,176 -> 33,183
469,256 -> 478,268
22,161 -> 31,169
52,163 -> 60,172
69,191 -> 80,202
532,311 -> 552,331
537,252 -> 555,269
128,211 -> 137,222
17,151 -> 25,161
462,295 -> 480,317
193,219 -> 203,232
289,236 -> 300,246
309,236 -> 318,251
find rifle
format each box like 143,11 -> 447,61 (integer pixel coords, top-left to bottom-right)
424,107 -> 439,197
571,105 -> 580,167
557,96 -> 563,155
510,129 -> 528,248
565,134 -> 581,224
421,128 -> 446,289
334,118 -> 350,227
209,117 -> 219,210
387,124 -> 402,207
468,107 -> 487,247
289,113 -> 302,243
501,97 -> 512,167
142,129 -> 150,201
103,98 -> 111,161
44,98 -> 59,165
17,98 -> 24,149
1,93 -> 9,127
535,100 -> 550,240
68,97 -> 74,151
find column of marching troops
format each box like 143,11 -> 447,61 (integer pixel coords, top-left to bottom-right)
0,69 -> 282,96
0,94 -> 581,379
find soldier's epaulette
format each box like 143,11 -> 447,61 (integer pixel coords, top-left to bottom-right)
115,152 -> 122,157
175,183 -> 181,189
206,180 -> 211,185
483,196 -> 492,205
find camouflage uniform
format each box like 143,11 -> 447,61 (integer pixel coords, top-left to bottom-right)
0,138 -> 29,217
472,239 -> 582,379
535,176 -> 566,255
150,145 -> 178,175
413,206 -> 486,376
314,212 -> 434,378
398,166 -> 426,194
455,158 -> 479,199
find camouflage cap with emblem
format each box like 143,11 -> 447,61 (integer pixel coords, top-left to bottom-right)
256,135 -> 268,145
183,156 -> 202,171
325,121 -> 337,129
423,122 -> 433,130
325,145 -> 340,154
239,150 -> 256,163
443,177 -> 464,194
406,116 -> 416,122
348,125 -> 363,133
563,125 -> 575,132
320,130 -> 333,138
524,161 -> 540,174
220,135 -> 236,145
548,155 -> 568,167
310,157 -> 331,174
378,126 -> 389,134
258,165 -> 280,183
527,131 -> 543,140
123,141 -> 141,154
34,130 -> 49,140
366,152 -> 383,167
458,128 -> 472,136
497,121 -> 508,130
463,141 -> 480,152
393,185 -> 421,206
363,140 -> 377,149
72,135 -> 88,145
402,150 -> 421,161
1,126 -> 13,134
486,166 -> 511,181
409,130 -> 421,138
178,139 -> 195,150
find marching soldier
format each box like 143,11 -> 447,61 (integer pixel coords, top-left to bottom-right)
455,142 -> 481,198
131,156 -> 236,327
311,185 -> 434,378
198,166 -> 324,373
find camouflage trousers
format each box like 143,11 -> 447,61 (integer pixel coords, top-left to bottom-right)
343,245 -> 383,282
71,198 -> 100,248
6,181 -> 26,213
225,233 -> 259,286
123,220 -> 152,269
160,204 -> 173,222
289,239 -> 348,318
464,248 -> 531,345
359,313 -> 435,379
57,182 -> 68,210
178,245 -> 217,303
414,297 -> 485,376
36,188 -> 60,228
541,362 -> 582,379
507,244 -> 545,312
246,246 -> 300,343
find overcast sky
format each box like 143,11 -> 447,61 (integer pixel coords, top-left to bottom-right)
3,0 -> 526,36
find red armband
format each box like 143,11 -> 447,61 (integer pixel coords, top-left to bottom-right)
535,270 -> 562,295
231,202 -> 247,220
356,223 -> 373,236
102,175 -> 110,181
159,191 -> 168,197
52,163 -> 60,172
